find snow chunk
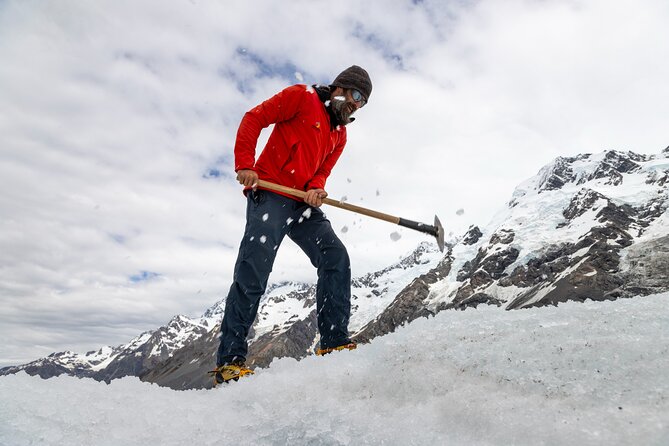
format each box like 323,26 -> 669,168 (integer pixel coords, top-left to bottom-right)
298,208 -> 312,223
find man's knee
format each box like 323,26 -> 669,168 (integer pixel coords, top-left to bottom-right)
322,239 -> 350,272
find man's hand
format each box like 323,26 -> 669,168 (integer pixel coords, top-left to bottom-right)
236,169 -> 258,187
304,188 -> 328,207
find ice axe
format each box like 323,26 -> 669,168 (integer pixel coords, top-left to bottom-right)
256,179 -> 445,252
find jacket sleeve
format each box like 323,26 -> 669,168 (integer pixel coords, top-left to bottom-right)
234,85 -> 307,172
306,130 -> 347,190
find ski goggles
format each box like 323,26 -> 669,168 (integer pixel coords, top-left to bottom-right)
350,89 -> 367,107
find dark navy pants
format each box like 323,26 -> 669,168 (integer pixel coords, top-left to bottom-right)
216,189 -> 352,365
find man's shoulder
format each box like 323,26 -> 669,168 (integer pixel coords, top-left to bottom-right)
279,84 -> 325,112
281,84 -> 312,97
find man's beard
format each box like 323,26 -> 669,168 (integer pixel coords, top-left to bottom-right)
330,96 -> 356,125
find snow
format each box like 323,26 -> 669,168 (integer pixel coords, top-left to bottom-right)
3,293 -> 668,445
298,208 -> 312,223
348,245 -> 443,332
253,292 -> 313,340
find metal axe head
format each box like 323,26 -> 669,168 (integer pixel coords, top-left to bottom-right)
434,215 -> 445,252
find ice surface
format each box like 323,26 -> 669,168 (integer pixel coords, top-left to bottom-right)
2,293 -> 668,445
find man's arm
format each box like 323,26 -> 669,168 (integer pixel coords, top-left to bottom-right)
233,85 -> 308,172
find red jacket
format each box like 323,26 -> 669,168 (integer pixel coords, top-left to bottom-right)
234,85 -> 347,196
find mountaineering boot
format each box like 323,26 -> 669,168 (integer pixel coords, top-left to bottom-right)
208,362 -> 254,387
315,342 -> 357,356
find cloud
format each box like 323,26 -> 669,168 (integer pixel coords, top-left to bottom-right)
1,0 -> 668,365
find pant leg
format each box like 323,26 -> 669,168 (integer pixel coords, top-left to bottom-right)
288,205 -> 352,350
217,190 -> 295,365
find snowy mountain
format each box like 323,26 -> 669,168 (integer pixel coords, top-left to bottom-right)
2,148 -> 668,390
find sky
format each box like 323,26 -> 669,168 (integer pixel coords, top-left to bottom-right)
1,0 -> 669,366
3,293 -> 668,444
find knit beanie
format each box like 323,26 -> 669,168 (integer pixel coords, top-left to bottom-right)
331,65 -> 372,102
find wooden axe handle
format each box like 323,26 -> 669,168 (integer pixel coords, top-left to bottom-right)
256,180 -> 401,225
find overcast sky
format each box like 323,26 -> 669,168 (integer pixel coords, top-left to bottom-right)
1,0 -> 668,366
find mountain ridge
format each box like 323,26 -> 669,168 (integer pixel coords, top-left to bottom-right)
3,147 -> 668,389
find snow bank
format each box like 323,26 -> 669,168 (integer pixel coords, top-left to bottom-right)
2,294 -> 669,445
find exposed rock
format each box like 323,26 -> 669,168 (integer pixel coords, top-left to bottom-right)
354,254 -> 453,343
562,189 -> 606,222
619,235 -> 669,296
537,156 -> 579,192
636,197 -> 668,229
480,247 -> 520,279
489,229 -> 515,245
646,170 -> 669,187
596,201 -> 635,229
581,151 -> 646,186
450,292 -> 503,310
457,244 -> 519,288
506,245 -> 573,287
462,226 -> 483,245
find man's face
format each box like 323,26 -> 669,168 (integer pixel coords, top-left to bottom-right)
330,87 -> 364,125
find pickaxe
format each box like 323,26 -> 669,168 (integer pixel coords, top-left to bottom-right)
256,179 -> 445,252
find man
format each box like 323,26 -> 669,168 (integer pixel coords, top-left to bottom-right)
211,66 -> 372,385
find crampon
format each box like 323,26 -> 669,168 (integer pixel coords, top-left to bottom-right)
208,363 -> 254,387
315,342 -> 357,356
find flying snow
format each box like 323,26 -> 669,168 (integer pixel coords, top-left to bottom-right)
390,231 -> 402,241
298,208 -> 312,224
